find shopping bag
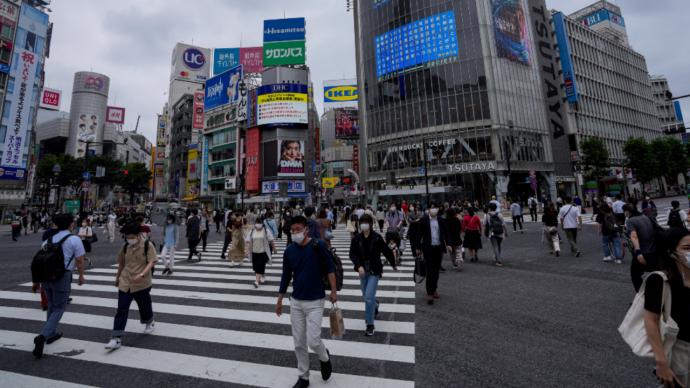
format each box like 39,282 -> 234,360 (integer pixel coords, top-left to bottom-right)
329,302 -> 345,339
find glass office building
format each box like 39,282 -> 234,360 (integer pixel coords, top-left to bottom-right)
355,0 -> 557,204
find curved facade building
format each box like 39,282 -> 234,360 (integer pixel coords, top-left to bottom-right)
66,71 -> 110,158
355,0 -> 557,204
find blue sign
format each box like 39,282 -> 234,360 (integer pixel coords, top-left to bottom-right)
183,47 -> 206,70
83,172 -> 91,180
674,101 -> 685,123
0,64 -> 9,74
0,166 -> 26,181
580,8 -> 625,27
213,48 -> 240,75
257,83 -> 308,95
204,65 -> 243,111
374,11 -> 459,79
263,18 -> 306,42
553,12 -> 579,104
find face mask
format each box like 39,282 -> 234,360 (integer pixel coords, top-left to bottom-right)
360,223 -> 370,232
409,207 -> 415,212
255,223 -> 263,230
126,238 -> 139,245
683,252 -> 690,268
291,231 -> 305,244
390,207 -> 396,212
167,220 -> 172,224
430,208 -> 439,217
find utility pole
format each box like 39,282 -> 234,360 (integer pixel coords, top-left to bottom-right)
422,137 -> 430,209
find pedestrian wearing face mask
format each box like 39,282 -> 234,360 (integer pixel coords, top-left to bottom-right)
105,222 -> 157,350
160,214 -> 178,276
349,214 -> 397,336
276,216 -> 337,388
411,202 -> 451,304
245,218 -> 276,288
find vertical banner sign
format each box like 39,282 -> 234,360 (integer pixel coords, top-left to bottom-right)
236,80 -> 248,123
245,127 -> 261,192
2,49 -> 38,172
193,92 -> 205,129
492,0 -> 531,66
156,114 -> 166,146
529,0 -> 566,139
352,144 -> 360,175
201,137 -> 209,196
553,12 -> 579,103
314,127 -> 321,164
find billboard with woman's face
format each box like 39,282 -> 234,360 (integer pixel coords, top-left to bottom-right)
278,140 -> 304,177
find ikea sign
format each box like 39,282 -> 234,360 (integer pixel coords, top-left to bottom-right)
324,85 -> 358,103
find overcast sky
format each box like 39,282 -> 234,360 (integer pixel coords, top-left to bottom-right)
43,0 -> 689,144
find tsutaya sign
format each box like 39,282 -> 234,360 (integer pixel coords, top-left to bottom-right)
447,161 -> 496,173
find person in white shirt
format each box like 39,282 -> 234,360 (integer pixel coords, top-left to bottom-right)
509,200 -> 524,233
611,194 -> 626,225
558,196 -> 582,257
107,211 -> 117,243
489,196 -> 501,212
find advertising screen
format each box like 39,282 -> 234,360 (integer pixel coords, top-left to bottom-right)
375,11 -> 458,80
492,0 -> 531,66
214,47 -> 264,75
204,65 -> 243,111
257,84 -> 308,126
278,140 -> 305,177
245,127 -> 261,192
106,106 -> 125,124
75,114 -> 98,157
335,108 -> 359,139
193,92 -> 204,129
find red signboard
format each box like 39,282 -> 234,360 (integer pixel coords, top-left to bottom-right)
239,47 -> 264,73
245,127 -> 261,192
193,91 -> 204,129
352,144 -> 359,175
40,88 -> 61,110
314,127 -> 321,164
105,106 -> 125,124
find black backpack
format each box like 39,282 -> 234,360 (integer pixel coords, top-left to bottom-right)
311,240 -> 344,291
668,209 -> 683,228
603,213 -> 622,234
31,235 -> 73,283
488,213 -> 504,236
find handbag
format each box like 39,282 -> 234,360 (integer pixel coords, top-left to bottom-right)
90,230 -> 99,243
328,302 -> 345,339
618,271 -> 678,358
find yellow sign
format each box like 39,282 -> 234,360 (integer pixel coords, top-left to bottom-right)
257,92 -> 307,104
321,177 -> 340,189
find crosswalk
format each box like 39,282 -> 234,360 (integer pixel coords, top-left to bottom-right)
0,227 -> 415,387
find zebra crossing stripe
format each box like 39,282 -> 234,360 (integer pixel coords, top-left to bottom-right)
0,371 -> 97,388
0,330 -> 415,388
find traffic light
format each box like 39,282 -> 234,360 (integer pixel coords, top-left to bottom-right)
123,169 -> 129,175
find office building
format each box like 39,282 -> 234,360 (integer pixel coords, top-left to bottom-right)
354,0 -> 557,205
650,75 -> 685,135
168,94 -> 193,200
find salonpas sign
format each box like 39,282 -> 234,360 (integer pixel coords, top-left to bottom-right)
263,40 -> 306,66
447,161 -> 496,173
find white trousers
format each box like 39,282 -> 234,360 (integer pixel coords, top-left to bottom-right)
160,245 -> 176,269
290,297 -> 328,379
107,223 -> 115,242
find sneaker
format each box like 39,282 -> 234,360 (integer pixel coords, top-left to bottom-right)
292,378 -> 310,388
46,332 -> 63,344
161,268 -> 169,275
427,295 -> 434,305
260,276 -> 266,284
197,252 -> 202,261
167,269 -> 173,276
555,251 -> 560,257
320,349 -> 332,380
602,256 -> 613,262
615,259 -> 623,264
253,282 -> 259,288
32,335 -> 45,359
457,259 -> 464,270
452,260 -> 459,268
432,292 -> 440,300
365,324 -> 375,336
495,261 -> 503,267
439,266 -> 446,273
144,321 -> 155,334
575,251 -> 582,257
105,337 -> 122,350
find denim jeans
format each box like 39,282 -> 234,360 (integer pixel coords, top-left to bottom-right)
602,234 -> 622,259
112,287 -> 154,337
41,271 -> 72,338
359,274 -> 380,325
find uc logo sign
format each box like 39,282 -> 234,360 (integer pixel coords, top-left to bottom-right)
183,48 -> 206,70
324,85 -> 358,102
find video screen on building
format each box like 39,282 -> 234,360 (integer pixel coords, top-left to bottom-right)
374,10 -> 459,80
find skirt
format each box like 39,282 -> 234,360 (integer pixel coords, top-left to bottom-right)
462,230 -> 482,250
252,252 -> 269,274
82,239 -> 92,253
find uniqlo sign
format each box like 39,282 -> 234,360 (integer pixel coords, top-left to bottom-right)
39,88 -> 61,111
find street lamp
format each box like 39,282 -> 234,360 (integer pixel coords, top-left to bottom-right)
52,163 -> 61,213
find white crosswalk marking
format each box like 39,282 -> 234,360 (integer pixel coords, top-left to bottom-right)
0,227 -> 415,387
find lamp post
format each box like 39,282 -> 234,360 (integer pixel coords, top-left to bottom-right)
52,163 -> 61,213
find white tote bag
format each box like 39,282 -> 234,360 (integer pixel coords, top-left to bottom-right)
618,271 -> 678,358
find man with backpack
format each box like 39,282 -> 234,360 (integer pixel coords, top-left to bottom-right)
276,216 -> 337,388
30,213 -> 86,359
596,204 -> 623,264
485,202 -> 509,267
625,203 -> 661,292
666,200 -> 688,229
528,196 -> 538,222
558,196 -> 582,257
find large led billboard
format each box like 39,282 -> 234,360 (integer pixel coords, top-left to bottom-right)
492,0 -> 531,66
374,11 -> 458,80
257,84 -> 308,126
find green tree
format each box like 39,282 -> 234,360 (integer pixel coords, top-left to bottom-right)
650,137 -> 688,187
36,154 -> 84,195
86,155 -> 123,185
579,138 -> 610,181
116,163 -> 152,205
623,138 -> 656,185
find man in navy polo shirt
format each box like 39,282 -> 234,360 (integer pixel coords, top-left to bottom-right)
276,215 -> 337,388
